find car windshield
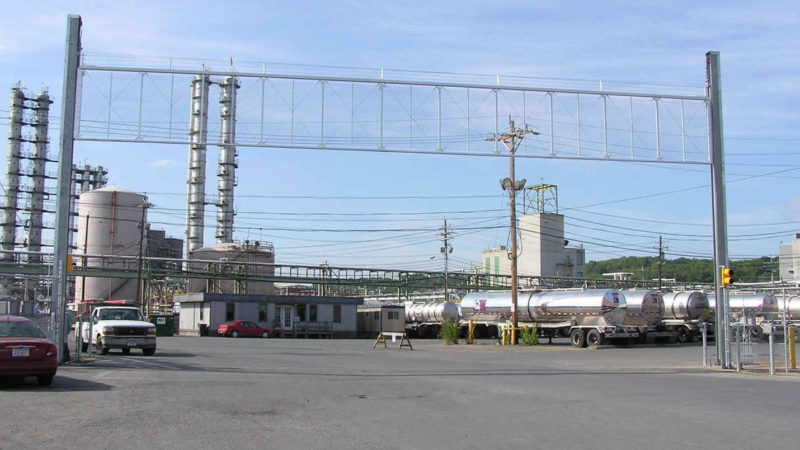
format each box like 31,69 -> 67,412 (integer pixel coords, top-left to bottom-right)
98,309 -> 144,321
0,321 -> 46,338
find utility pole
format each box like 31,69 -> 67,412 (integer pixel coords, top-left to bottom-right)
440,219 -> 453,302
488,117 -> 539,345
655,235 -> 667,292
135,202 -> 149,312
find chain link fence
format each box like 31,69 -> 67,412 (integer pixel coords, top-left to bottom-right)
704,306 -> 799,374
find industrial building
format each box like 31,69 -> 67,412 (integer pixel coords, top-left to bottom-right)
175,292 -> 362,338
779,234 -> 800,284
482,185 -> 585,280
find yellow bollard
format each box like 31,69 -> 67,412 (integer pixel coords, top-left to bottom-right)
467,320 -> 475,345
790,327 -> 796,370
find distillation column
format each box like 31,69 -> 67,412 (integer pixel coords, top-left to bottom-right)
1,88 -> 25,263
186,75 -> 211,255
216,76 -> 239,243
26,92 -> 51,263
69,165 -> 107,250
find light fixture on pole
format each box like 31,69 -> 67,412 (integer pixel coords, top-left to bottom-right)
487,117 -> 539,345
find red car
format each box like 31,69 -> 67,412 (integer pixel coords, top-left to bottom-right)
217,320 -> 271,338
0,315 -> 58,386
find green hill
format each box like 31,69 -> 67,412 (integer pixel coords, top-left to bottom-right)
585,256 -> 778,284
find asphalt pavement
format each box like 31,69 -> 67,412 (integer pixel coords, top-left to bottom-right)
2,336 -> 798,449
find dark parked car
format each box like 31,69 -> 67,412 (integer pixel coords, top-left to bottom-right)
217,320 -> 271,338
0,315 -> 58,386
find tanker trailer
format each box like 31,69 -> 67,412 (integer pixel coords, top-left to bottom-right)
403,301 -> 460,337
708,293 -> 778,339
761,295 -> 800,338
776,295 -> 800,321
621,290 -> 680,343
459,289 -> 634,348
660,291 -> 712,343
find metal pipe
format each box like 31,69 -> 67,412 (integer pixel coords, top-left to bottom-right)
51,14 -> 82,365
79,64 -> 709,101
707,51 -> 731,368
75,136 -> 712,165
769,324 -> 774,375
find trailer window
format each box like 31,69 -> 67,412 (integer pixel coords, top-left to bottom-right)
333,305 -> 341,323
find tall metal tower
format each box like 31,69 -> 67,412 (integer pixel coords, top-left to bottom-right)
523,183 -> 558,214
26,92 -> 52,263
216,76 -> 239,243
186,75 -> 211,255
1,87 -> 25,263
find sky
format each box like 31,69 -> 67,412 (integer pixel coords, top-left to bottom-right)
1,0 -> 799,275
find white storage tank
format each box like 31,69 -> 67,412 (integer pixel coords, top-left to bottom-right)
74,186 -> 147,303
187,241 -> 275,295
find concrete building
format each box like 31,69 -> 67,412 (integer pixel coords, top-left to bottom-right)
779,233 -> 800,284
483,185 -> 584,282
146,229 -> 183,270
175,293 -> 362,338
483,212 -> 585,281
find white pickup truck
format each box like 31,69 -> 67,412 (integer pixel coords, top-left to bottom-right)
80,306 -> 157,355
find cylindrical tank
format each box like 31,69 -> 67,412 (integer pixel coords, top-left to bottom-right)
621,290 -> 663,327
187,241 -> 275,295
707,293 -> 778,315
662,291 -> 712,320
404,301 -> 460,323
74,186 -> 147,303
460,289 -> 627,326
776,296 -> 800,320
661,291 -> 710,321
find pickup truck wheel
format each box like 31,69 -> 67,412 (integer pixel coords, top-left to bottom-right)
231,331 -> 239,338
261,331 -> 269,338
586,329 -> 603,348
570,329 -> 586,348
121,348 -> 131,355
142,348 -> 156,356
96,336 -> 109,355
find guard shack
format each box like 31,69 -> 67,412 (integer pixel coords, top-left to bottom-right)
357,304 -> 405,338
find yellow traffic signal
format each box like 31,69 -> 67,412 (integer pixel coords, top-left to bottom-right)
66,253 -> 73,273
721,266 -> 733,286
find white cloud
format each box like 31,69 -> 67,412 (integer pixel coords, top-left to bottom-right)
149,159 -> 175,168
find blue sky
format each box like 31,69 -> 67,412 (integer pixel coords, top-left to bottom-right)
1,0 -> 799,274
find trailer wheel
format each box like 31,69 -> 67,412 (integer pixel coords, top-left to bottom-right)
570,329 -> 586,348
677,327 -> 690,344
586,329 -> 603,348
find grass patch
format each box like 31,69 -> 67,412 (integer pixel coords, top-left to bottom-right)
439,321 -> 459,345
520,325 -> 539,346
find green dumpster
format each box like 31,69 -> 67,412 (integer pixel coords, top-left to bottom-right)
149,314 -> 175,337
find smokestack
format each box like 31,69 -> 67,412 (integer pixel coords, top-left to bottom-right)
1,87 -> 25,262
216,76 -> 238,244
186,75 -> 211,256
26,91 -> 51,263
